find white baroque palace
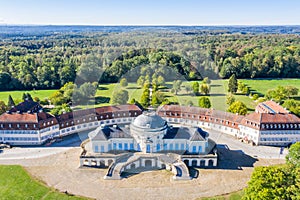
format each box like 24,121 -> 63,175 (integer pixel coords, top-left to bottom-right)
0,100 -> 299,147
80,111 -> 217,180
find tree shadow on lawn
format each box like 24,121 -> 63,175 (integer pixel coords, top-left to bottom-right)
126,86 -> 141,90
210,93 -> 226,97
98,86 -> 109,90
95,96 -> 110,104
210,84 -> 222,87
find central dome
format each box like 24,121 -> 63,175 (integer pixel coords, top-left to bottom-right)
132,111 -> 166,129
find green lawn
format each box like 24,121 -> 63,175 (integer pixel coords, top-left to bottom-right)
242,78 -> 300,96
0,78 -> 298,113
0,89 -> 56,102
0,165 -> 88,200
200,190 -> 244,200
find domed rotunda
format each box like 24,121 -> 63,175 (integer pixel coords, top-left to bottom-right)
130,111 -> 168,153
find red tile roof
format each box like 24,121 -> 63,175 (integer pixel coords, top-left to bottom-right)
0,111 -> 57,123
255,100 -> 289,114
0,112 -> 38,123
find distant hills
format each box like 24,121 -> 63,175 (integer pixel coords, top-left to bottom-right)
1,25 -> 300,38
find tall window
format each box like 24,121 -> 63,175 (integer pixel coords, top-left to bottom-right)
118,143 -> 123,150
192,146 -> 197,153
130,143 -> 134,150
181,143 -> 185,150
94,145 -> 99,152
198,146 -> 202,152
156,144 -> 160,151
163,143 -> 167,150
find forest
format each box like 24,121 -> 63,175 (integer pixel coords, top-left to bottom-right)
0,26 -> 300,91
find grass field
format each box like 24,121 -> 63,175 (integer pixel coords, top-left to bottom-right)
0,89 -> 56,103
0,78 -> 298,113
200,190 -> 244,200
0,165 -> 87,200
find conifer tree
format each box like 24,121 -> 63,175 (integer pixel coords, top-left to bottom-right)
7,95 -> 15,108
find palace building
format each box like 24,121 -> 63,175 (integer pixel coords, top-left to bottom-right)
0,100 -> 299,147
80,111 -> 217,180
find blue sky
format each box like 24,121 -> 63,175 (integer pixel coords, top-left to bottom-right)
0,0 -> 299,25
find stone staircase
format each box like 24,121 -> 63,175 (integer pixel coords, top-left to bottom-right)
104,153 -> 191,180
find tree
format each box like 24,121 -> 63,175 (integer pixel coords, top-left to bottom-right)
227,101 -> 247,115
120,78 -> 128,87
26,93 -> 33,101
185,85 -> 192,95
22,93 -> 27,101
49,91 -> 67,106
172,80 -> 182,95
192,82 -> 199,95
198,97 -> 211,108
0,72 -> 11,91
7,95 -> 15,108
228,74 -> 238,94
0,101 -> 8,114
78,54 -> 103,83
203,77 -> 211,84
129,98 -> 136,104
226,94 -> 236,105
286,142 -> 300,168
151,91 -> 165,107
140,88 -> 150,108
243,165 -> 299,200
50,103 -> 72,115
200,84 -> 210,95
137,76 -> 145,87
282,99 -> 300,117
111,90 -> 129,105
157,75 -> 165,86
79,82 -> 97,99
285,86 -> 299,98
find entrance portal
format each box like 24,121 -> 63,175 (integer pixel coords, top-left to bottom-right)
145,160 -> 152,167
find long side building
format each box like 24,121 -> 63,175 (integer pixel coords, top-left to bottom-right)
0,100 -> 143,145
0,100 -> 299,146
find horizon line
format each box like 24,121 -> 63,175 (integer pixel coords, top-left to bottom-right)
1,23 -> 300,27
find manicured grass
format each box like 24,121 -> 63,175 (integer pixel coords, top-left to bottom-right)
200,190 -> 244,200
0,89 -> 56,102
0,165 -> 87,200
209,79 -> 227,111
241,78 -> 300,96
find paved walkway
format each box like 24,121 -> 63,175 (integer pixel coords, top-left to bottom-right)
207,129 -> 287,159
